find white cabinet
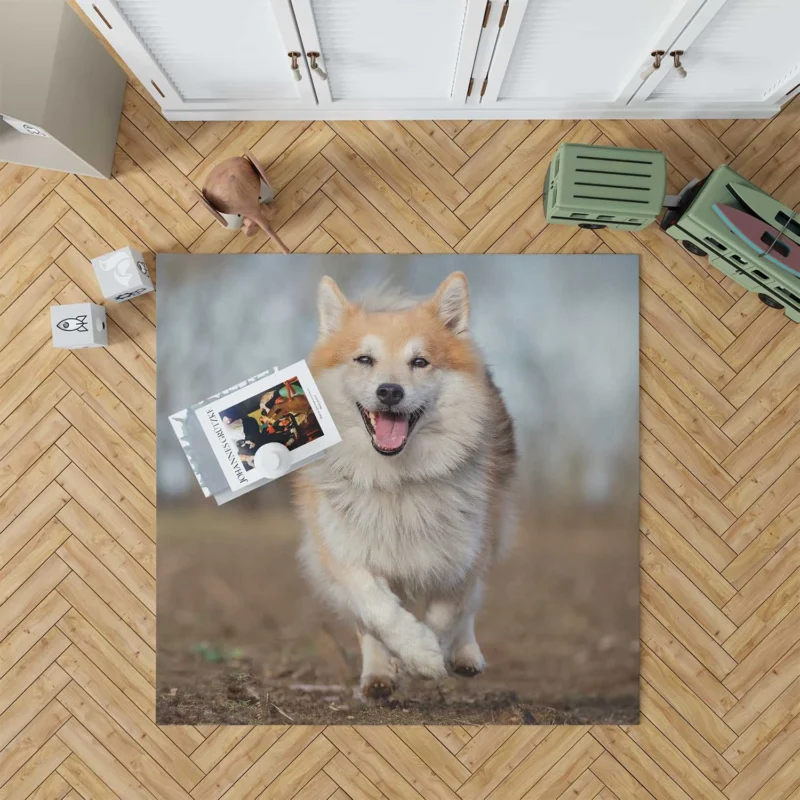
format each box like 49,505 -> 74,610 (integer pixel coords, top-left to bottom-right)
479,0 -> 705,106
631,0 -> 800,108
290,0 -> 485,109
76,0 -> 800,120
77,0 -> 316,112
478,0 -> 799,115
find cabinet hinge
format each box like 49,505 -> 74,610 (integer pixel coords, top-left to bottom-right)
499,1 -> 509,27
482,0 -> 491,27
467,77 -> 474,97
480,77 -> 488,97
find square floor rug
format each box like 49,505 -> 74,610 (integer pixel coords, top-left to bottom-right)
156,254 -> 639,725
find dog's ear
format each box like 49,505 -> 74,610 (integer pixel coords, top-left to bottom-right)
432,272 -> 469,336
318,276 -> 350,337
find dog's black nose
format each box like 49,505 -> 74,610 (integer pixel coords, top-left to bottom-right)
376,383 -> 404,406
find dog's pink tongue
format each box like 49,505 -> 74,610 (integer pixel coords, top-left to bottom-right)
373,413 -> 409,450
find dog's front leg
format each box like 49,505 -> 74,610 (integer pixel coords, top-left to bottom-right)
356,628 -> 396,699
341,567 -> 447,679
425,581 -> 486,677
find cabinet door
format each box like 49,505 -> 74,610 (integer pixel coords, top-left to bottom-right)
633,0 -> 800,107
76,0 -> 316,113
289,0 -> 486,109
480,0 -> 706,110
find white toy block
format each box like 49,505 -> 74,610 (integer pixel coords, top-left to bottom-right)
51,303 -> 107,349
91,246 -> 153,302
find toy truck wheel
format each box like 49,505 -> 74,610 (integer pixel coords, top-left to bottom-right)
578,223 -> 606,230
758,293 -> 784,310
682,240 -> 707,257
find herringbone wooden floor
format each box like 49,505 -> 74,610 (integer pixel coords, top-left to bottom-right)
2,68 -> 800,798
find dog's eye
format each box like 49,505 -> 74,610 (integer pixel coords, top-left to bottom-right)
354,355 -> 374,366
411,357 -> 430,368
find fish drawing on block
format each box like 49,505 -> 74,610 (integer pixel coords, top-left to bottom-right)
57,315 -> 89,332
727,183 -> 800,246
712,204 -> 800,277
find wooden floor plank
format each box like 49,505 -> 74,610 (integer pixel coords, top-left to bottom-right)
0,592 -> 68,685
0,697 -> 71,789
0,170 -> 66,242
55,428 -> 154,536
400,120 -> 470,175
641,608 -> 737,717
322,751 -> 386,800
0,193 -> 69,277
640,645 -> 737,752
640,391 -> 735,500
57,501 -> 154,612
116,115 -> 200,212
721,349 -> 800,445
641,535 -> 736,643
325,125 -> 465,248
57,752 -> 122,800
364,121 -> 469,210
591,726 -> 694,800
0,163 -> 36,206
321,139 -> 446,252
723,538 -> 800,630
56,716 -> 159,800
110,148 -> 202,249
640,680 -> 737,790
121,85 -> 202,176
723,641 -> 800,734
640,500 -> 736,608
57,571 -> 154,683
454,119 -> 581,231
639,355 -> 735,463
454,121 -> 506,155
55,535 -> 154,646
0,228 -> 68,317
57,647 -> 204,790
189,727 -> 287,800
723,387 -> 800,478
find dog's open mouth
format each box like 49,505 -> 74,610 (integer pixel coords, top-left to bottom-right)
357,403 -> 423,456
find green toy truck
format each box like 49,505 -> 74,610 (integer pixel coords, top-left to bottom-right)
544,142 -> 800,322
543,143 -> 667,231
659,165 -> 800,323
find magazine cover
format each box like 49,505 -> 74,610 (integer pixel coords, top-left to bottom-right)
193,359 -> 340,492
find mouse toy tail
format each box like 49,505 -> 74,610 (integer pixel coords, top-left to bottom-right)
254,211 -> 290,254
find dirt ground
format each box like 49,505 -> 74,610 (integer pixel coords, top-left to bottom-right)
156,498 -> 639,726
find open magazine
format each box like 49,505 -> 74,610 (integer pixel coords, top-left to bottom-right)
169,360 -> 340,504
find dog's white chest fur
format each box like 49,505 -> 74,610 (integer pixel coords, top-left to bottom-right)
315,463 -> 488,594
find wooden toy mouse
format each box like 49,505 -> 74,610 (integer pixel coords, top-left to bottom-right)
197,149 -> 290,253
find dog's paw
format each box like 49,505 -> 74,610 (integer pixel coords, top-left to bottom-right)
360,674 -> 394,701
402,626 -> 447,679
451,642 -> 486,677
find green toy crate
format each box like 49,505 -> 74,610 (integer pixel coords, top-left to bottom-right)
544,143 -> 667,231
660,165 -> 800,323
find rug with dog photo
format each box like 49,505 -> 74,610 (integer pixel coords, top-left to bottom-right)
156,254 -> 640,725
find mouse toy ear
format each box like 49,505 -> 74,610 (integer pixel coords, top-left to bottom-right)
196,190 -> 229,228
243,148 -> 274,194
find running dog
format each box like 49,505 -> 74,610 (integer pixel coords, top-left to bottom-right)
293,272 -> 517,699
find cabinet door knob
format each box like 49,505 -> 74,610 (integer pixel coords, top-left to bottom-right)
288,52 -> 302,81
307,52 -> 328,81
670,50 -> 687,79
641,50 -> 665,80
